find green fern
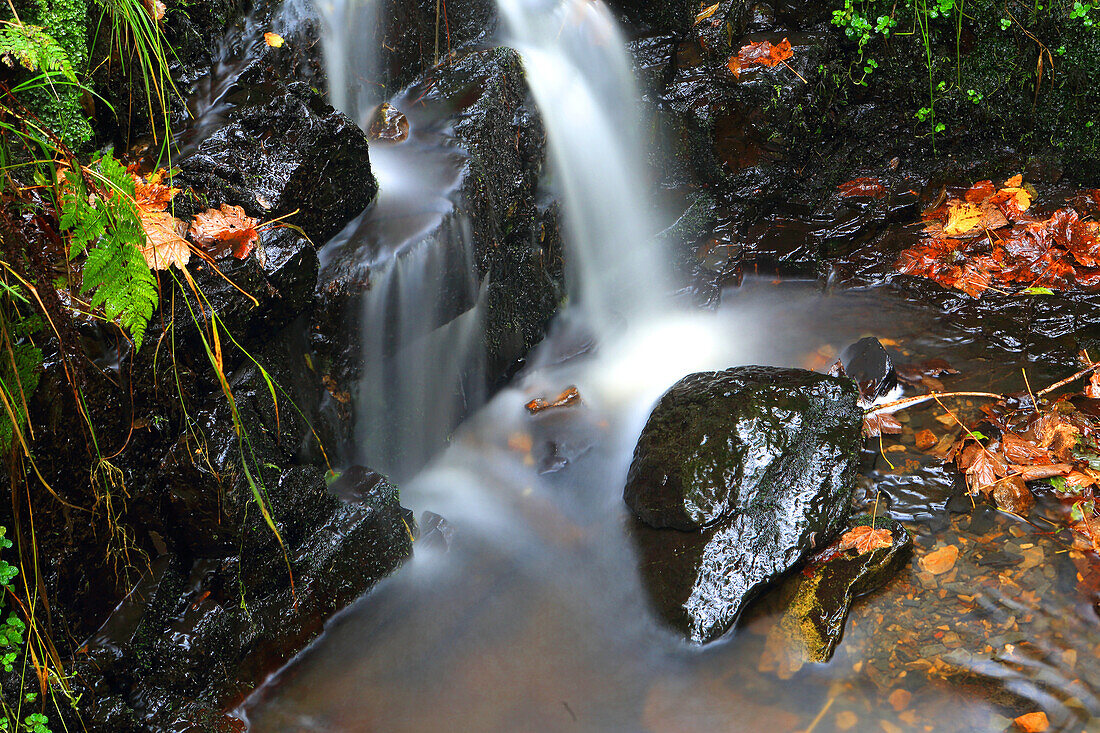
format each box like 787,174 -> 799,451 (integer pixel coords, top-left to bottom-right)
60,155 -> 158,350
0,22 -> 76,82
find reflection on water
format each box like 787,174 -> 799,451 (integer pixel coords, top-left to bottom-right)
243,279 -> 1099,732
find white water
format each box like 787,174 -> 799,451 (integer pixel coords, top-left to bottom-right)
316,0 -> 383,124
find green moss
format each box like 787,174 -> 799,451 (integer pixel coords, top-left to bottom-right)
7,0 -> 92,148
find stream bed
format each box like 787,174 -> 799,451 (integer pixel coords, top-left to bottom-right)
243,277 -> 1100,732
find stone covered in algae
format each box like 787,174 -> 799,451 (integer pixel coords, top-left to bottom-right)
762,514 -> 912,678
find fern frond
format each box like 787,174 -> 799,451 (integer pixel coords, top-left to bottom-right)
59,156 -> 159,350
0,22 -> 76,83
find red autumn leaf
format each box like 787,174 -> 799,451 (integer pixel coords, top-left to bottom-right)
189,204 -> 260,259
964,180 -> 995,203
838,177 -> 886,199
727,38 -> 793,77
837,525 -> 893,555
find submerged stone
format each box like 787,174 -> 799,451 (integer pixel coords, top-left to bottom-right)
626,366 -> 862,643
762,515 -> 912,679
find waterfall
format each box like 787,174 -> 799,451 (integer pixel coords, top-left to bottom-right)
496,0 -> 672,334
315,0 -> 382,124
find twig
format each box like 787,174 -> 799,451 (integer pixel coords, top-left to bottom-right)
865,391 -> 1004,415
781,59 -> 808,84
1036,362 -> 1100,398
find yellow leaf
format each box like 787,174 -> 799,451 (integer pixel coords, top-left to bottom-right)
140,210 -> 190,270
942,200 -> 983,236
695,2 -> 719,23
264,32 -> 285,48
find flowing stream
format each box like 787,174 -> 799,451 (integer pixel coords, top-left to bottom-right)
241,0 -> 1100,730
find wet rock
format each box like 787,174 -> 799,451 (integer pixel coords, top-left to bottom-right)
761,515 -> 912,678
313,47 -> 564,457
174,62 -> 377,244
625,366 -> 862,642
82,333 -> 412,730
839,336 -> 897,405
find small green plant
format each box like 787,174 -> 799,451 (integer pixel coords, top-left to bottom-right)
1071,1 -> 1098,27
59,153 -> 159,349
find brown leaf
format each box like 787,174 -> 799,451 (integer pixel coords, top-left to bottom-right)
1086,371 -> 1100,400
189,204 -> 260,259
838,177 -> 886,199
1000,432 -> 1051,465
525,386 -> 581,414
1010,463 -> 1073,481
837,525 -> 893,555
728,38 -> 793,77
919,544 -> 959,575
133,169 -> 179,212
965,448 -> 1006,494
140,210 -> 190,270
863,412 -> 902,437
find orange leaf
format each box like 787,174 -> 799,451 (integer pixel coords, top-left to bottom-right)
694,2 -> 720,23
838,177 -> 886,199
263,32 -> 285,48
133,169 -> 179,213
837,525 -> 893,555
728,38 -> 793,78
189,204 -> 260,259
525,386 -> 581,414
140,210 -> 190,270
919,544 -> 958,575
942,200 -> 983,236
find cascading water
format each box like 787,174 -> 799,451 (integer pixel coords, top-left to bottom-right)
315,0 -> 382,124
496,0 -> 671,333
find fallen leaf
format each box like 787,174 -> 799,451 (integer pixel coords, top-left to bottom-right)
964,447 -> 1005,494
863,412 -> 902,437
837,525 -> 893,555
142,0 -> 165,21
133,170 -> 179,212
920,544 -> 959,575
263,31 -> 284,48
694,2 -> 719,23
838,177 -> 886,199
728,38 -> 793,78
942,200 -> 983,236
140,210 -> 190,270
189,204 -> 260,259
525,386 -> 581,414
1013,711 -> 1049,732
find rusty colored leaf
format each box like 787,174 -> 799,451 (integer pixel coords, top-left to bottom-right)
964,447 -> 1006,494
964,179 -> 995,203
189,204 -> 260,259
919,544 -> 959,575
838,177 -> 886,199
133,169 -> 179,212
837,525 -> 893,555
525,386 -> 581,414
1010,463 -> 1074,481
1000,432 -> 1051,465
728,38 -> 793,78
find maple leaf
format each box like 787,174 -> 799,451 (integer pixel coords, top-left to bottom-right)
263,32 -> 284,47
727,38 -> 793,78
837,525 -> 893,555
189,204 -> 260,259
140,210 -> 190,270
862,411 -> 901,437
133,169 -> 179,212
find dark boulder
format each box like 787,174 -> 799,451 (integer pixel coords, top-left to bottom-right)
625,366 -> 862,642
762,515 -> 912,678
174,64 -> 377,244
